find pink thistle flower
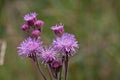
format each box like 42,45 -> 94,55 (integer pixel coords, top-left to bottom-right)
40,47 -> 57,63
17,37 -> 43,57
52,33 -> 79,55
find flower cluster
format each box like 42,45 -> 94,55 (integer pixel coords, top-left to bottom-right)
17,12 -> 79,80
21,12 -> 44,37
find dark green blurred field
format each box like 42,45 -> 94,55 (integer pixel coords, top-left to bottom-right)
0,0 -> 120,80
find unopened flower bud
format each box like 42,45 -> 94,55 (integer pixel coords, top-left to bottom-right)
34,20 -> 44,27
51,59 -> 62,72
51,23 -> 64,36
32,30 -> 40,37
21,24 -> 30,31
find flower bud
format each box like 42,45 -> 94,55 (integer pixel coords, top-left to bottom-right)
32,30 -> 40,37
34,20 -> 44,27
24,12 -> 37,26
51,24 -> 64,36
21,24 -> 30,31
51,59 -> 62,73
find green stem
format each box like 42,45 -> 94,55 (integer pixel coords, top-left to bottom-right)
35,57 -> 47,80
47,64 -> 54,80
55,72 -> 58,80
64,54 -> 69,80
59,56 -> 65,80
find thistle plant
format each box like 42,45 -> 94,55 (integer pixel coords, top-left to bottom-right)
17,12 -> 79,80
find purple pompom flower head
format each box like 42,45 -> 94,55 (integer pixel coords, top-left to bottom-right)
24,12 -> 37,26
52,33 -> 79,55
17,37 -> 43,57
40,47 -> 57,64
51,23 -> 64,36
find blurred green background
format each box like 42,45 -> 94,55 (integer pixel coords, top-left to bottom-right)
0,0 -> 120,80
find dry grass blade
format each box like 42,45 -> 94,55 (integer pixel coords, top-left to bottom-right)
0,40 -> 7,65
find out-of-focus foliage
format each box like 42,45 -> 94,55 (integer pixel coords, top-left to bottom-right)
0,0 -> 120,80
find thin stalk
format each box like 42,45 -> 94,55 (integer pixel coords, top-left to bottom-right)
47,64 -> 53,80
64,54 -> 69,80
59,67 -> 62,80
35,57 -> 47,80
59,56 -> 65,80
49,64 -> 55,78
55,72 -> 58,80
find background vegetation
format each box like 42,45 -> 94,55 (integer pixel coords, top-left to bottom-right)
0,0 -> 120,80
